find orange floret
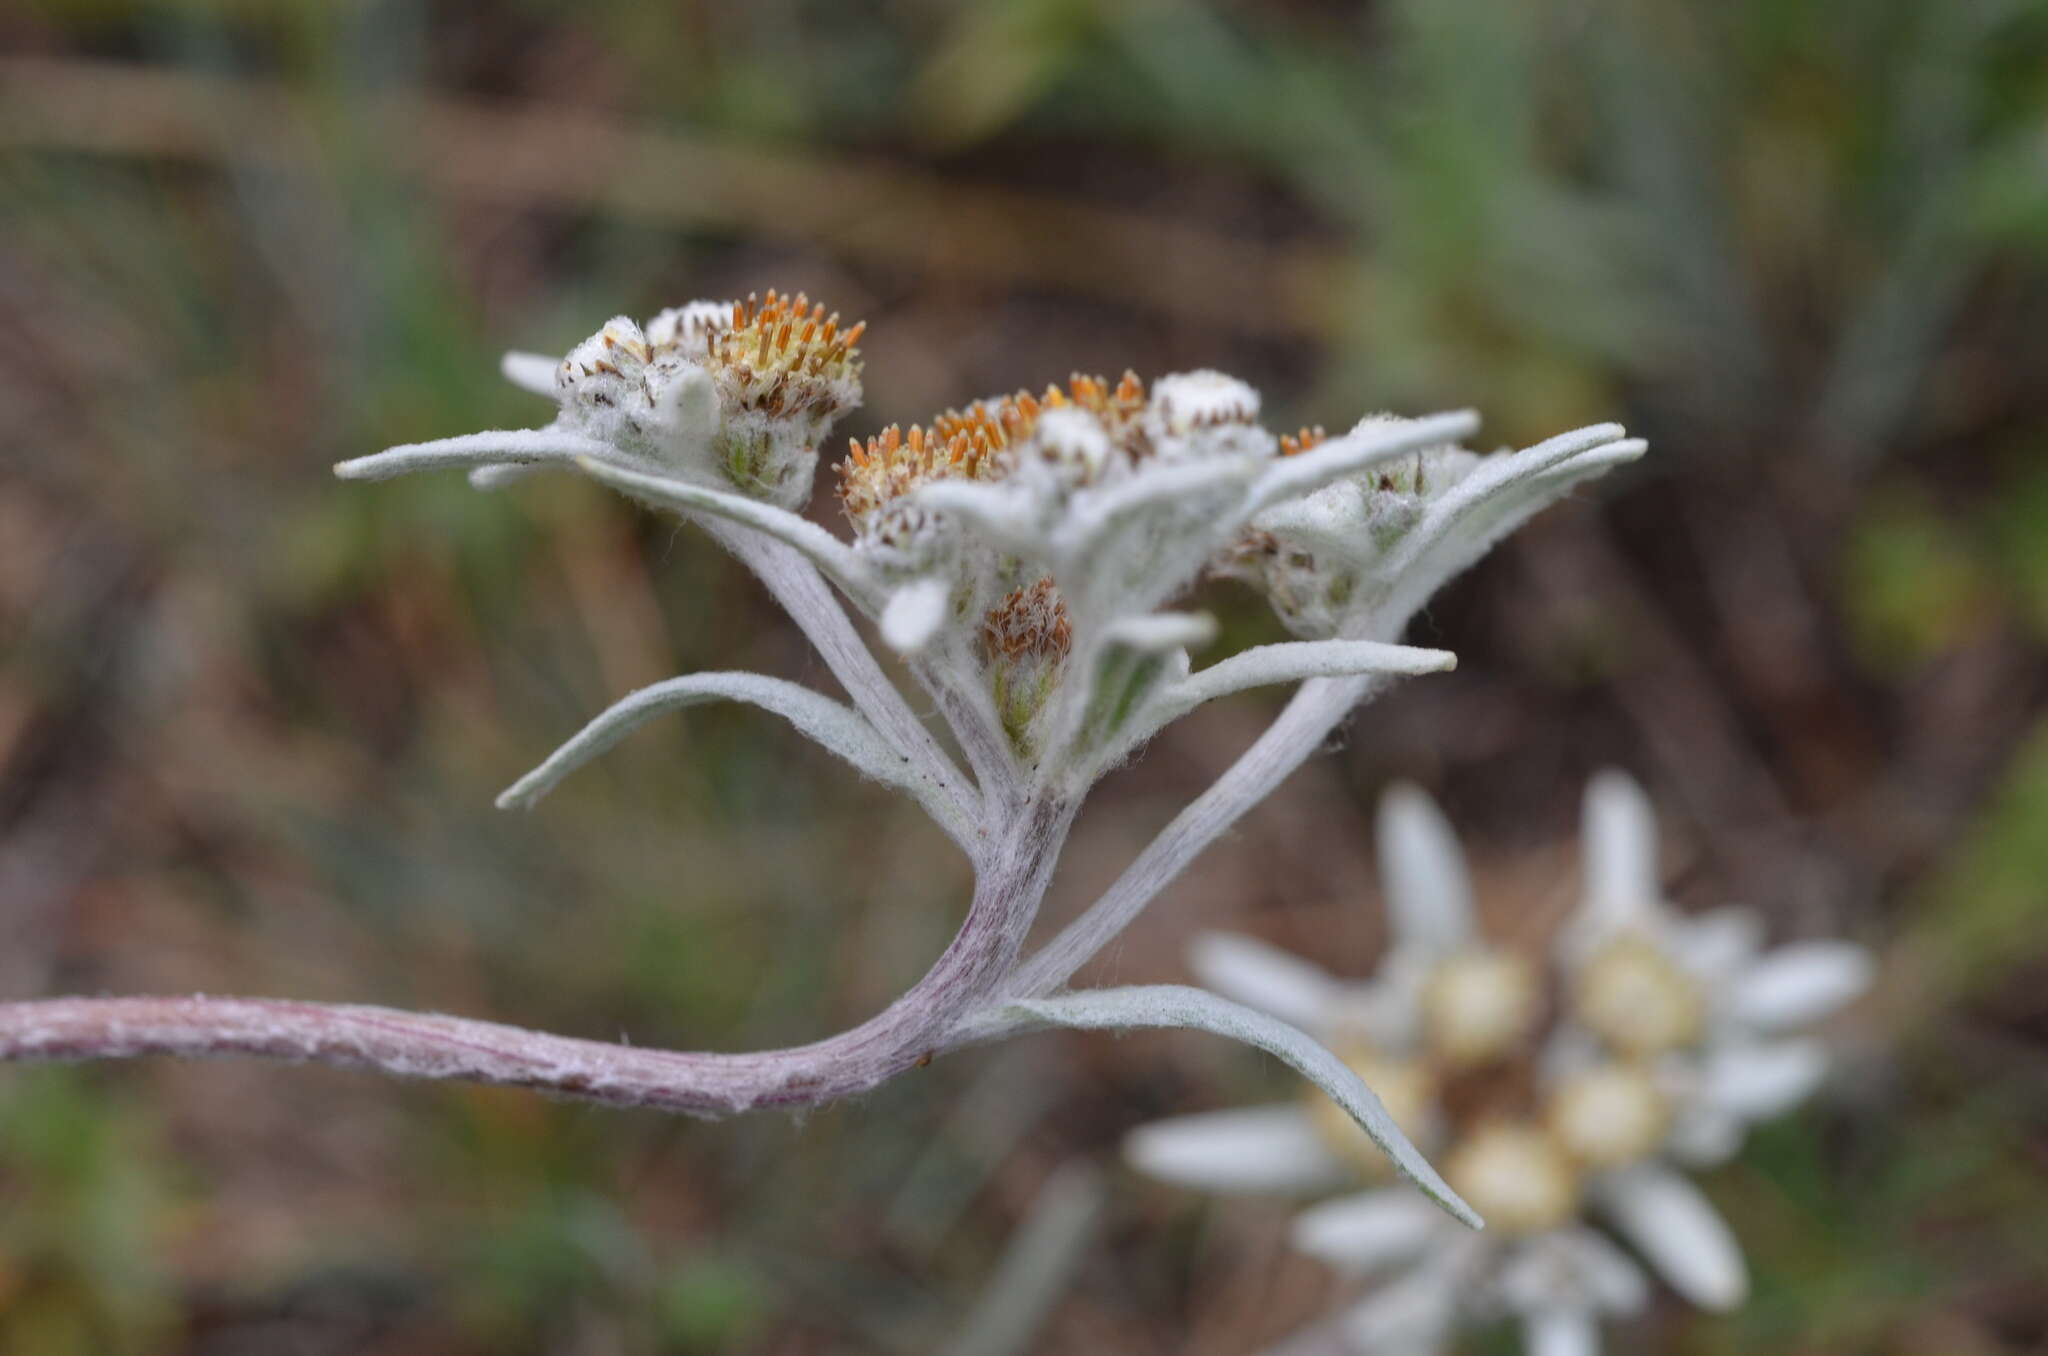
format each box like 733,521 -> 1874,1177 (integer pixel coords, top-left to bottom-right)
702,289 -> 865,418
1279,426 -> 1328,457
836,371 -> 1147,528
837,421 -> 1006,528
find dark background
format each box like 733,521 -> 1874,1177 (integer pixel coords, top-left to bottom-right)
2,1 -> 2046,1351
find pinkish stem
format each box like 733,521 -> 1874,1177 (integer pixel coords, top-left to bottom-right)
0,796 -> 1072,1113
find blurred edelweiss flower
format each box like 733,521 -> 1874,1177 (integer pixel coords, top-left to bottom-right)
1126,774 -> 1872,1356
0,287 -> 1641,1234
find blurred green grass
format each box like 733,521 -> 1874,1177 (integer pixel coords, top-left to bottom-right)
2,0 -> 2047,1351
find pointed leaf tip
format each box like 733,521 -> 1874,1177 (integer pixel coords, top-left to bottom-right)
999,984 -> 1481,1228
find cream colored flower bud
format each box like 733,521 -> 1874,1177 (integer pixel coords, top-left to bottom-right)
1547,1062 -> 1670,1169
645,299 -> 730,357
553,317 -> 719,475
1304,1049 -> 1437,1181
1574,935 -> 1705,1057
1422,948 -> 1541,1067
1443,1122 -> 1581,1237
1026,407 -> 1117,482
1149,370 -> 1260,437
555,316 -> 653,437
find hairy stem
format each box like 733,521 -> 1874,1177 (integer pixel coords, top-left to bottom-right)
1000,673 -> 1376,1002
917,662 -> 1021,800
0,798 -> 1074,1112
707,519 -> 981,833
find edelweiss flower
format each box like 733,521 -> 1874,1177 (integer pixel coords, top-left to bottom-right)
1126,775 -> 1873,1355
1565,773 -> 1875,1166
315,290 -> 1643,1224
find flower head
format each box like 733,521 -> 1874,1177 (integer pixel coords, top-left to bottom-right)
1127,773 -> 1873,1354
339,288 -> 866,510
697,290 -> 866,503
551,314 -> 717,468
1217,418 -> 1637,642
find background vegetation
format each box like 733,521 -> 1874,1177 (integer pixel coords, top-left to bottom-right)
3,0 -> 2046,1351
